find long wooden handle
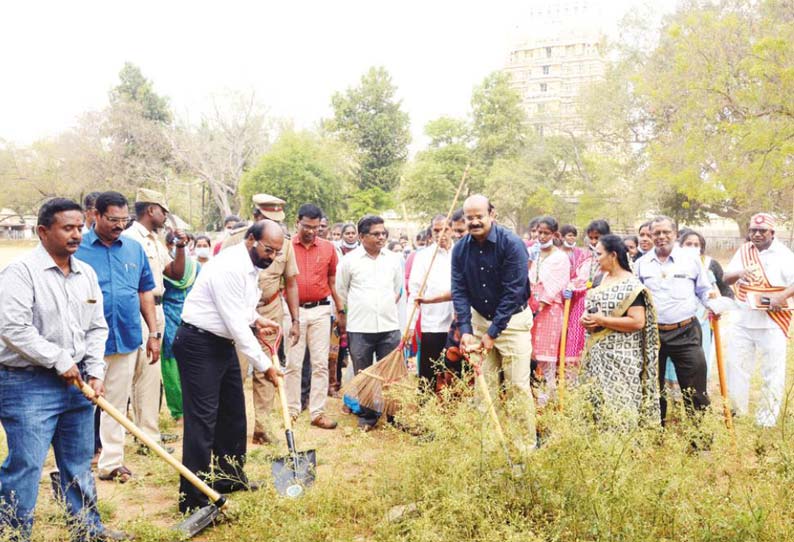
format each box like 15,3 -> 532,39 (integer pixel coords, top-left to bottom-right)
77,381 -> 224,505
475,370 -> 509,447
558,297 -> 572,409
710,317 -> 736,444
402,165 -> 470,342
276,376 -> 292,432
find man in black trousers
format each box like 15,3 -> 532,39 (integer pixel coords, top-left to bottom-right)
174,220 -> 282,513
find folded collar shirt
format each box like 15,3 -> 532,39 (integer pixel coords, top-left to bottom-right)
335,246 -> 402,333
407,244 -> 453,332
451,225 -> 530,339
181,243 -> 272,372
635,246 -> 713,325
75,228 -> 155,355
0,245 -> 108,379
292,236 -> 338,304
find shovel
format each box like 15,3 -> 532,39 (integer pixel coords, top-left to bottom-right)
272,376 -> 317,497
74,380 -> 227,538
259,329 -> 317,498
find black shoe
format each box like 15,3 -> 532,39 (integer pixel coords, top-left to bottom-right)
160,433 -> 179,443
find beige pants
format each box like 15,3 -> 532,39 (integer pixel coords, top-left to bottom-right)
238,299 -> 293,435
131,307 -> 165,443
285,304 -> 331,418
471,307 -> 537,442
98,350 -> 138,474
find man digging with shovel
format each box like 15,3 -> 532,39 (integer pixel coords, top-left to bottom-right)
174,220 -> 283,514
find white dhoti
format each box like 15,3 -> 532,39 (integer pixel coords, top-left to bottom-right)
726,325 -> 788,427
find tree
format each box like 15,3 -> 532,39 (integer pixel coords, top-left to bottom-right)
400,116 -> 473,218
239,130 -> 352,223
110,62 -> 172,124
170,91 -> 272,219
325,67 -> 410,193
470,72 -> 529,172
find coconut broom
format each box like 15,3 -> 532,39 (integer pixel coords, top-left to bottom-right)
341,165 -> 470,417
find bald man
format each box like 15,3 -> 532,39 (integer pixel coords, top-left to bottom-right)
451,194 -> 536,450
174,220 -> 282,513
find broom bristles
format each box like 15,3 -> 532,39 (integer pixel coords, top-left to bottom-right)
341,348 -> 409,417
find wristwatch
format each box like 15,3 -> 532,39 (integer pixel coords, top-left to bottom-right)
337,308 -> 346,315
149,332 -> 162,340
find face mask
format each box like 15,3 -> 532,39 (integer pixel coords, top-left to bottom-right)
249,244 -> 273,270
539,239 -> 554,249
563,240 -> 576,248
195,247 -> 210,259
342,239 -> 359,249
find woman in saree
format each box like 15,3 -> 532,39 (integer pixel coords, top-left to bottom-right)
580,234 -> 660,426
160,232 -> 200,423
529,216 -> 571,405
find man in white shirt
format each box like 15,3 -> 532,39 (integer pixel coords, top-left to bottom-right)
173,220 -> 281,514
408,214 -> 454,391
723,213 -> 794,427
336,215 -> 403,429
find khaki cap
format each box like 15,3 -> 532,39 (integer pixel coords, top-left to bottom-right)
136,188 -> 170,214
252,193 -> 286,221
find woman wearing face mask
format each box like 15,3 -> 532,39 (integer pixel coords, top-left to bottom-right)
580,234 -> 660,427
528,216 -> 571,405
559,224 -> 591,379
659,229 -> 729,385
338,223 -> 359,257
160,231 -> 203,424
194,235 -> 212,265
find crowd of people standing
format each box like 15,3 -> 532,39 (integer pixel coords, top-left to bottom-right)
1,188 -> 794,541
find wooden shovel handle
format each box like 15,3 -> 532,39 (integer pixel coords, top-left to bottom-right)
76,381 -> 224,505
276,376 -> 292,432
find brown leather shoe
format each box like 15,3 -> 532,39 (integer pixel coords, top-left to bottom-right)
251,431 -> 273,445
310,414 -> 338,430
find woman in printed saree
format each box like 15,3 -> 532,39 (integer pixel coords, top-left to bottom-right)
580,234 -> 660,426
529,216 -> 571,405
161,233 -> 200,422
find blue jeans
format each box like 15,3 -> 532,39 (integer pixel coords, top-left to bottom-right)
0,366 -> 103,541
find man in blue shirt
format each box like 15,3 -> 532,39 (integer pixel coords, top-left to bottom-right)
451,194 -> 536,450
635,215 -> 714,426
75,191 -> 157,483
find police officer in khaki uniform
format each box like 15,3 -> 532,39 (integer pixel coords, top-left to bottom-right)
221,194 -> 300,444
123,188 -> 187,450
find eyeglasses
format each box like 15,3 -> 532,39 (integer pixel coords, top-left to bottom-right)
749,228 -> 770,234
103,215 -> 131,225
298,222 -> 320,231
256,242 -> 283,257
367,231 -> 388,238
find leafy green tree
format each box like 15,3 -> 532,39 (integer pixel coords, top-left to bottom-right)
110,62 -> 172,124
470,72 -> 528,171
239,130 -> 351,222
325,67 -> 410,192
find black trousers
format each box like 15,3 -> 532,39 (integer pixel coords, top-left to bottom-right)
658,319 -> 710,423
418,332 -> 448,389
173,325 -> 248,513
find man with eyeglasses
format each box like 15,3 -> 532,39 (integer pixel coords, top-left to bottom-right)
174,220 -> 282,513
336,215 -> 403,430
220,193 -> 300,445
635,215 -> 715,428
75,191 -> 157,484
284,204 -> 344,429
723,213 -> 794,427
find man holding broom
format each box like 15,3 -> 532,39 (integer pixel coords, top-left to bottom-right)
451,194 -> 536,449
336,215 -> 403,430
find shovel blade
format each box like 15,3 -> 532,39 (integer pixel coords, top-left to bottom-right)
271,449 -> 317,498
174,503 -> 223,538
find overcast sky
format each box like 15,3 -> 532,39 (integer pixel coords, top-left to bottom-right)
0,0 -> 677,148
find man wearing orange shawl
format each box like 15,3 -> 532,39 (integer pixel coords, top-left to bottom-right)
724,213 -> 794,427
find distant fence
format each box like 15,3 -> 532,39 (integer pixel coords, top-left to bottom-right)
703,235 -> 794,253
